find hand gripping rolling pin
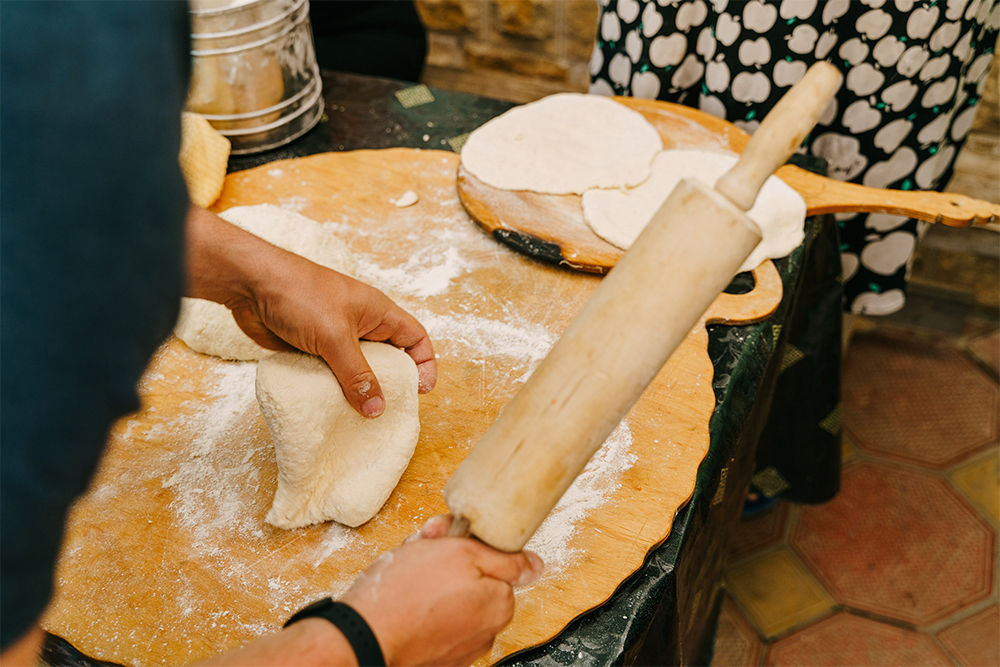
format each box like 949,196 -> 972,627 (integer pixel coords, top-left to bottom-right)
444,63 -> 844,552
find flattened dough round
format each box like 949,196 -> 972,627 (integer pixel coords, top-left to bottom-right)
256,343 -> 420,529
174,204 -> 357,360
582,149 -> 807,273
460,93 -> 663,195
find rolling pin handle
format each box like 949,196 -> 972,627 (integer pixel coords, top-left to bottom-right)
716,61 -> 843,212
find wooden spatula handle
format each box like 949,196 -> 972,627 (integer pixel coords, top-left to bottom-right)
775,165 -> 1000,226
716,62 -> 843,212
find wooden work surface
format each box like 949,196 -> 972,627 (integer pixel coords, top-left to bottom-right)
43,148 -> 782,666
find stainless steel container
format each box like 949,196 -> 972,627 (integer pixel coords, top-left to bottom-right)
187,0 -> 324,154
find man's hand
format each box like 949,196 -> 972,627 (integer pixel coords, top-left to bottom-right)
341,517 -> 544,667
200,517 -> 543,667
185,206 -> 437,417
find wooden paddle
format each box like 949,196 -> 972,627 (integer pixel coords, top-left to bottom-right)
444,63 -> 844,552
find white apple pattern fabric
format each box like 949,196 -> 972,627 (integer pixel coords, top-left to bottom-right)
590,0 -> 998,316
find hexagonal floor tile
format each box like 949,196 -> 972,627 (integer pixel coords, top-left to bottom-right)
727,501 -> 790,562
766,612 -> 951,666
725,548 -> 835,639
950,452 -> 1000,526
938,604 -> 1000,667
711,594 -> 763,667
967,330 -> 999,376
843,332 -> 999,468
791,461 -> 994,626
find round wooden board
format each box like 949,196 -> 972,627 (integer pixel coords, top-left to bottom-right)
458,97 -> 1000,273
456,97 -> 755,275
43,148 -> 782,667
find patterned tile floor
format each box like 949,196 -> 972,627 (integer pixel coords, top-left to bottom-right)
713,298 -> 1000,665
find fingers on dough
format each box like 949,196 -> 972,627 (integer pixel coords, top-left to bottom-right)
174,204 -> 356,360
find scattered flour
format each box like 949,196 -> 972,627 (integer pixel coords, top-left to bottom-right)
181,362 -> 258,460
277,196 -> 309,212
356,246 -> 468,298
414,309 -> 556,365
154,359 -> 364,579
525,420 -> 636,575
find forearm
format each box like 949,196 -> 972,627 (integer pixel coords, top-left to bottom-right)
0,625 -> 44,666
197,618 -> 358,667
184,204 -> 274,307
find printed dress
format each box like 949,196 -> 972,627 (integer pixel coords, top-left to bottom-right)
590,0 -> 999,315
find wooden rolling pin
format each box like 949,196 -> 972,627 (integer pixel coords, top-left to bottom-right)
443,63 -> 844,552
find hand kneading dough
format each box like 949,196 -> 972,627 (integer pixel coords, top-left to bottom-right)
174,204 -> 357,360
460,93 -> 663,195
582,149 -> 807,273
257,343 -> 420,529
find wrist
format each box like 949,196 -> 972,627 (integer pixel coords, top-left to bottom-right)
184,204 -> 277,307
286,599 -> 386,667
286,617 -> 360,667
195,617 -> 358,666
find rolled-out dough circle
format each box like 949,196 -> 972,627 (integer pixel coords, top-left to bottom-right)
174,204 -> 357,360
256,343 -> 420,529
582,149 -> 807,273
460,93 -> 663,195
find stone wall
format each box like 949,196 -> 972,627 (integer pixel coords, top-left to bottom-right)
416,0 -> 599,103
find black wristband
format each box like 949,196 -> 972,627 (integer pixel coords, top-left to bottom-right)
285,598 -> 386,667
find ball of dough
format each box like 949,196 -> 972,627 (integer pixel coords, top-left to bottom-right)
174,204 -> 357,360
582,149 -> 807,273
256,343 -> 420,529
460,93 -> 663,195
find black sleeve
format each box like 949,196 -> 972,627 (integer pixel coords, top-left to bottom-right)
1,2 -> 191,647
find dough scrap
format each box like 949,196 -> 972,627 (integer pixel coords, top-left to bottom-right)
460,93 -> 663,195
582,149 -> 807,273
257,343 -> 420,529
394,190 -> 419,207
174,204 -> 356,360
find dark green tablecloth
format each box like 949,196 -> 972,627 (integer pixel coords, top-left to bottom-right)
44,71 -> 842,667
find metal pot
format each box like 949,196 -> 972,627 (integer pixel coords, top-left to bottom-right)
187,0 -> 324,154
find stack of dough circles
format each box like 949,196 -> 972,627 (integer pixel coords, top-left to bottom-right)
583,149 -> 807,274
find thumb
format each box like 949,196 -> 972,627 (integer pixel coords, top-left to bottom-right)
320,341 -> 385,418
474,545 -> 545,588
